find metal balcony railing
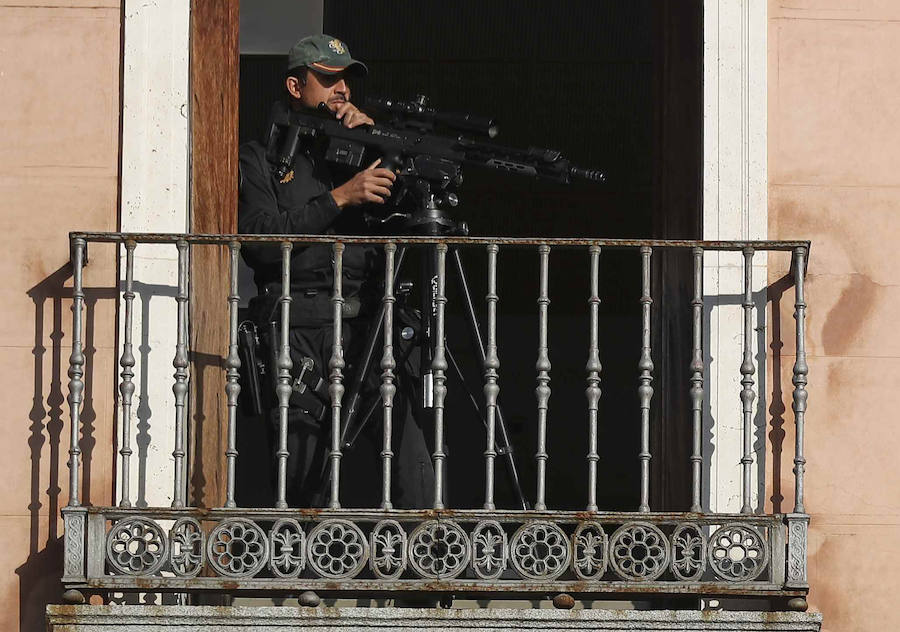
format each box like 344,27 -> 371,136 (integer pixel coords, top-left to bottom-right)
60,232 -> 811,606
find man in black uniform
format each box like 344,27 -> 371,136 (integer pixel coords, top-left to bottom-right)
238,35 -> 435,508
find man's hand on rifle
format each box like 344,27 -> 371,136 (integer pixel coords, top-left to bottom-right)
331,158 -> 396,208
333,101 -> 374,128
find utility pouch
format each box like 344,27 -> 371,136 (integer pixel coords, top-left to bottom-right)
291,357 -> 330,423
264,322 -> 330,423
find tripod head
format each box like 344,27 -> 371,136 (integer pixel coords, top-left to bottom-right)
383,173 -> 468,237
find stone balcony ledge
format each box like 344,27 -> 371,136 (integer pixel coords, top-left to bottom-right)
47,604 -> 822,631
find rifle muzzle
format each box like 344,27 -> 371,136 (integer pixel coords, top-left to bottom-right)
569,166 -> 607,183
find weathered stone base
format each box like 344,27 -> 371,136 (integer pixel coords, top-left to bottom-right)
47,605 -> 822,631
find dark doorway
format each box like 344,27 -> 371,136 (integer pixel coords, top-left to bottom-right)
235,0 -> 702,512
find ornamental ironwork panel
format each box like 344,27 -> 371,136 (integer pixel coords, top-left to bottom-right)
670,523 -> 706,582
83,510 -> 789,596
708,524 -> 769,582
608,522 -> 669,582
307,519 -> 369,579
408,520 -> 471,579
370,519 -> 407,580
510,521 -> 570,581
207,518 -> 269,578
269,518 -> 306,578
106,517 -> 168,576
471,520 -> 508,580
572,521 -> 608,580
169,517 -> 204,578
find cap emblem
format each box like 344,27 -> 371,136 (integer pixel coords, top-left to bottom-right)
328,39 -> 346,55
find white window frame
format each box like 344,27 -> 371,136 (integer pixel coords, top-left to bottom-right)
702,0 -> 768,513
117,0 -> 190,507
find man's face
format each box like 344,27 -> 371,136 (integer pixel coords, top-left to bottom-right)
286,69 -> 349,112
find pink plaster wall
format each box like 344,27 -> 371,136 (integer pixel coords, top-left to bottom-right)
0,2 -> 121,630
768,2 -> 900,631
3,2 -> 897,630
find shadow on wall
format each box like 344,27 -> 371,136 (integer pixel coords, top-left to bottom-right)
16,255 -> 224,630
700,286 -> 770,514
121,277 -> 221,510
126,281 -> 176,509
116,277 -> 223,510
767,272 -> 798,515
188,345 -> 227,510
17,264 -> 116,632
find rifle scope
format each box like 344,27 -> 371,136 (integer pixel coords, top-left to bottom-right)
366,95 -> 499,139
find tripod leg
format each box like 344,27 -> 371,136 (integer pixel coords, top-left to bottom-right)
420,247 -> 435,409
341,338 -> 419,451
450,247 -> 528,510
318,245 -> 414,504
445,344 -> 488,433
339,246 -> 407,446
445,342 -> 530,507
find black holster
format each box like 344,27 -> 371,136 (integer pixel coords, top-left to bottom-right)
237,321 -> 265,416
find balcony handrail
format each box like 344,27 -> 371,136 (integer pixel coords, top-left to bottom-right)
71,230 -> 810,251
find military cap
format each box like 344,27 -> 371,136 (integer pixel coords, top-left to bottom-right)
287,34 -> 368,76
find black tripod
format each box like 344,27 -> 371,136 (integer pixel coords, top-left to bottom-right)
336,187 -> 528,510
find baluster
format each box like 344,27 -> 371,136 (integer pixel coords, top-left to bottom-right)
67,237 -> 86,507
740,247 -> 756,514
224,241 -> 241,508
637,246 -> 653,513
329,242 -> 346,509
792,247 -> 808,514
689,247 -> 704,513
535,245 -> 552,511
585,245 -> 601,512
275,242 -> 293,509
432,243 -> 449,510
380,243 -> 397,510
483,244 -> 500,511
118,240 -> 136,508
171,240 -> 189,509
